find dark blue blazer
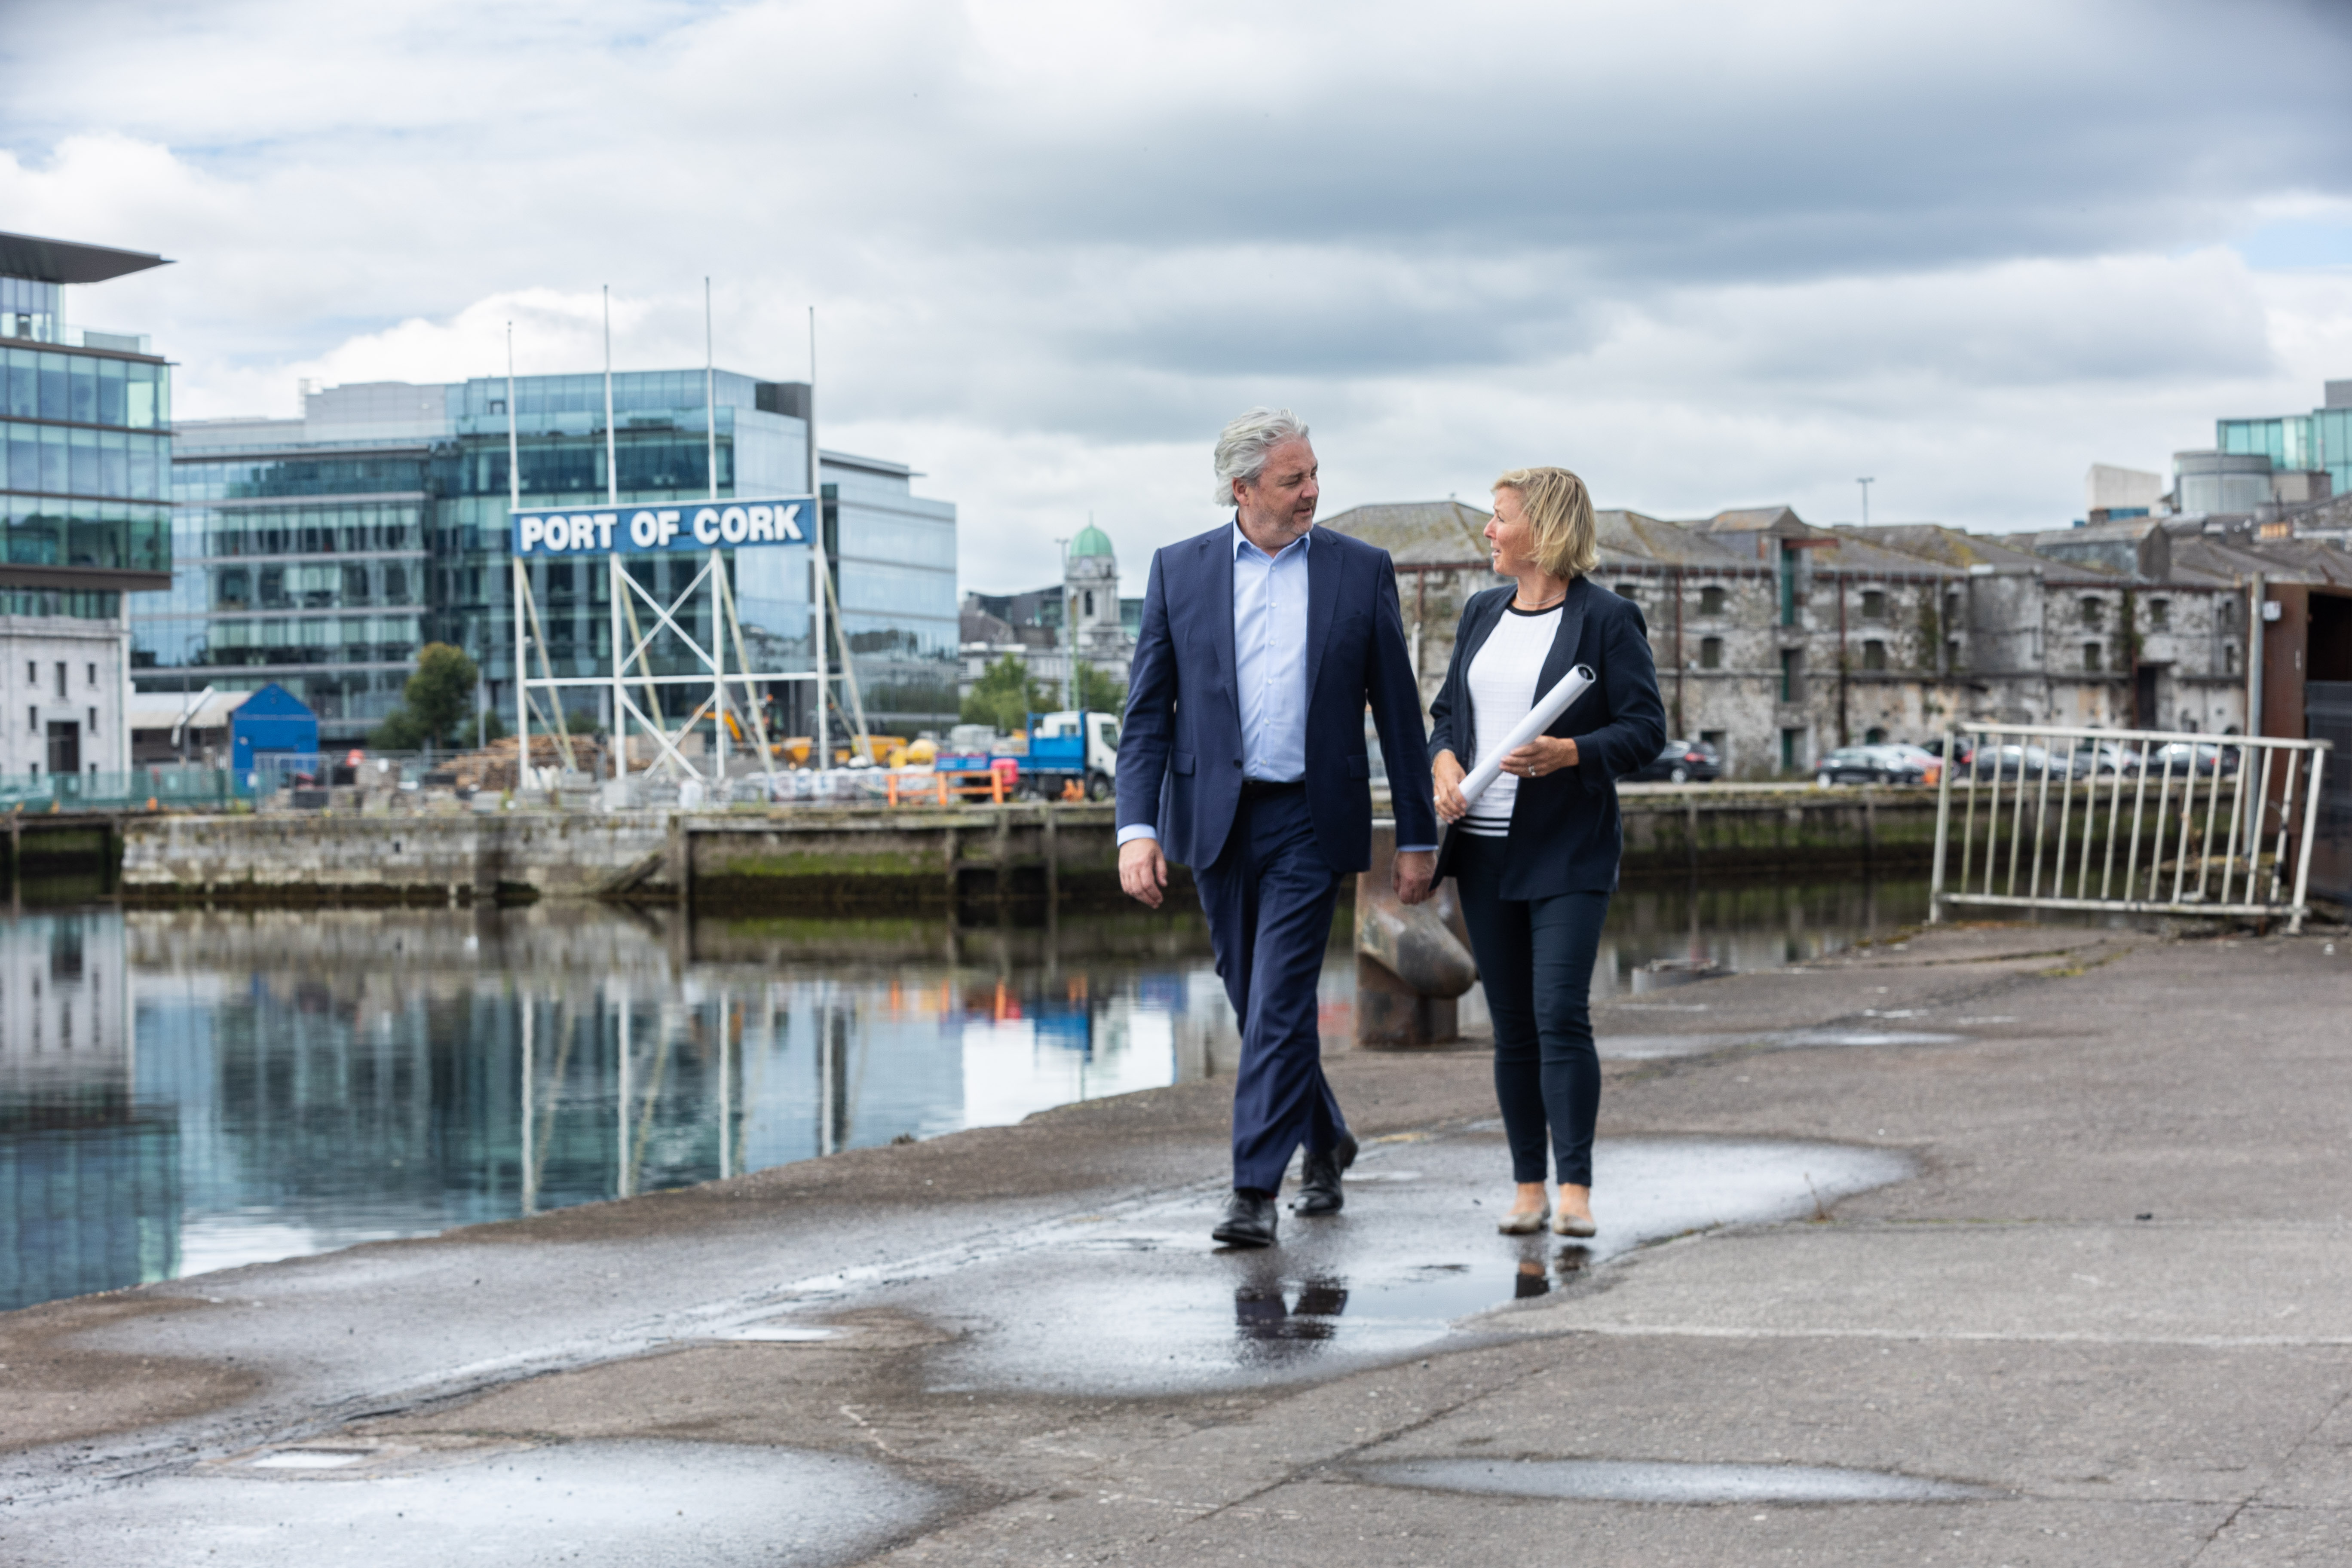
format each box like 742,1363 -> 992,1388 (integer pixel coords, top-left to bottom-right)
1116,522 -> 1439,875
1428,578 -> 1667,897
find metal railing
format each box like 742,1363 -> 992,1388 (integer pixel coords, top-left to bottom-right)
1929,722 -> 2330,932
0,768 -> 238,813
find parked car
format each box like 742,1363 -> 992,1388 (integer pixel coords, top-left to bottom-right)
2145,741 -> 2240,778
1966,744 -> 2055,782
1815,745 -> 1912,786
1629,738 -> 1723,784
1874,742 -> 1941,782
2057,739 -> 2141,778
1918,735 -> 1978,768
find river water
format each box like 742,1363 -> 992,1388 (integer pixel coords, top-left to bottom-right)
0,876 -> 1924,1311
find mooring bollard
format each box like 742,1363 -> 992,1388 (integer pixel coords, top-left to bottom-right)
1355,824 -> 1478,1047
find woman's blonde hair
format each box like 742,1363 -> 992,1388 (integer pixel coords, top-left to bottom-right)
1493,467 -> 1597,579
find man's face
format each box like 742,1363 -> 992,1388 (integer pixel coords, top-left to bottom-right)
1234,437 -> 1319,543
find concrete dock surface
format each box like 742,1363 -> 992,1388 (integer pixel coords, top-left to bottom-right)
3,918 -> 2349,1564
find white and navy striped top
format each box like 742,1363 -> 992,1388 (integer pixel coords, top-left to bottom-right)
1459,601 -> 1563,839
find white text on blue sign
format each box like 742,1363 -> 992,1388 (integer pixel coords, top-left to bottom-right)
510,497 -> 812,555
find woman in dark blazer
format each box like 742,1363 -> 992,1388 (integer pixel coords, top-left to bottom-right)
1428,467 -> 1666,1237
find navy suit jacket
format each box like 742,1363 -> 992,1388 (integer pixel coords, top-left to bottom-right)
1427,578 -> 1668,897
1116,522 -> 1439,875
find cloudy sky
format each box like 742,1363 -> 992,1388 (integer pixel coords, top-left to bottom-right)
6,0 -> 2350,591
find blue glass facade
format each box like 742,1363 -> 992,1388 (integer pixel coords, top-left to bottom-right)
2,346 -> 172,580
2219,404 -> 2352,496
132,369 -> 959,744
134,444 -> 429,739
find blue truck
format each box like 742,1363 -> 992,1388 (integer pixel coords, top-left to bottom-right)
936,710 -> 1121,801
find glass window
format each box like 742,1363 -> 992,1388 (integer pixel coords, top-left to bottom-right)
1699,636 -> 1723,670
98,430 -> 127,497
39,424 -> 66,493
1698,585 -> 1726,616
95,358 -> 126,427
37,352 -> 67,420
2083,642 -> 2104,673
1863,640 -> 1887,671
129,432 -> 158,500
8,505 -> 60,565
2080,596 -> 2104,629
126,361 -> 156,429
8,420 -> 36,491
5,348 -> 34,418
68,355 -> 96,423
1860,589 -> 1886,619
69,427 -> 98,495
67,511 -> 121,569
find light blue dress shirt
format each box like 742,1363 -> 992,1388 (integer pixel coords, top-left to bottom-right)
1233,521 -> 1312,784
1120,519 -> 1430,853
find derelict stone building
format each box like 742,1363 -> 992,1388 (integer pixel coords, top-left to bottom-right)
1326,498 -> 2269,779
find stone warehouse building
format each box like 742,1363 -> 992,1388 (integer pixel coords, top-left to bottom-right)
1323,499 -> 2271,778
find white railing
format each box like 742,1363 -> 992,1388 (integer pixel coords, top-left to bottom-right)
1929,722 -> 2331,933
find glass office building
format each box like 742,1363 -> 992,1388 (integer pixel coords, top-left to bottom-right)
134,371 -> 958,746
2218,382 -> 2352,498
0,231 -> 175,778
138,424 -> 430,743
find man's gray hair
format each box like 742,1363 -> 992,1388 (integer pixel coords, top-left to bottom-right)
1212,407 -> 1310,505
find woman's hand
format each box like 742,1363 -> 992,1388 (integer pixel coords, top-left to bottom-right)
1501,735 -> 1580,780
1433,750 -> 1468,823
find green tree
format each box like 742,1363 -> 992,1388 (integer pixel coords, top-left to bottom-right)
372,643 -> 489,749
960,654 -> 1054,735
1071,660 -> 1126,714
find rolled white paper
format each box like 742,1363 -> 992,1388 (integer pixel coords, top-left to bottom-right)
1455,663 -> 1598,808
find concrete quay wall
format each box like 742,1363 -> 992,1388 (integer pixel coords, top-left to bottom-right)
1616,782 -> 1939,875
112,786 -> 1944,909
119,811 -> 673,904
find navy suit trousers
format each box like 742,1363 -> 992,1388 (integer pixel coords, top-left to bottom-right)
1193,787 -> 1348,1194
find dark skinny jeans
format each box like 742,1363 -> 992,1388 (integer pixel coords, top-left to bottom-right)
1452,833 -> 1610,1188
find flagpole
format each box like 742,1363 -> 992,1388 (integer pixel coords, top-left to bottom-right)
808,305 -> 827,776
509,324 -> 527,773
707,278 -> 726,783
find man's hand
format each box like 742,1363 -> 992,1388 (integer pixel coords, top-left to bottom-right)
1119,837 -> 1168,909
1432,750 -> 1468,824
1393,848 -> 1436,905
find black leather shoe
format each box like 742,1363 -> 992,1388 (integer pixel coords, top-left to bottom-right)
1212,1190 -> 1279,1248
1292,1130 -> 1358,1217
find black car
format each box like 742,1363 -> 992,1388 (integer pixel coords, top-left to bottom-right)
1629,738 -> 1723,784
1814,745 -> 1919,786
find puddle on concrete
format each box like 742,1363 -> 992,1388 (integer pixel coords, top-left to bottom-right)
1600,1029 -> 1963,1059
1354,1457 -> 1996,1504
5,1440 -> 933,1568
249,1449 -> 370,1470
906,1136 -> 1910,1396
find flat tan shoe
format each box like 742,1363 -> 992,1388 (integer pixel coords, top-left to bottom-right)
1497,1206 -> 1550,1235
1551,1210 -> 1596,1238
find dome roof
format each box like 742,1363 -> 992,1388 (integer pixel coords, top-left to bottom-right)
1068,524 -> 1115,559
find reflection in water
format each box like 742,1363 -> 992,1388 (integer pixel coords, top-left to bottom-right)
2,878 -> 1924,1311
1233,1262 -> 1350,1361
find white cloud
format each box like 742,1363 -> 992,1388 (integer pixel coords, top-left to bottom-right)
3,0 -> 2349,594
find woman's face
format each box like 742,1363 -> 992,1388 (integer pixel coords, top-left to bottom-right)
1486,487 -> 1538,576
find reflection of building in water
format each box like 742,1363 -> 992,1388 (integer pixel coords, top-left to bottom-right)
13,906 -> 1261,1310
0,913 -> 177,1311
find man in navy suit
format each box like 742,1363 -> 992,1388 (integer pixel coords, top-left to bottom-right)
1116,408 -> 1440,1247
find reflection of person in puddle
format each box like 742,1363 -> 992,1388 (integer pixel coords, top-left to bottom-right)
1234,1263 -> 1350,1357
1116,409 -> 1441,1249
1429,468 -> 1666,1239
